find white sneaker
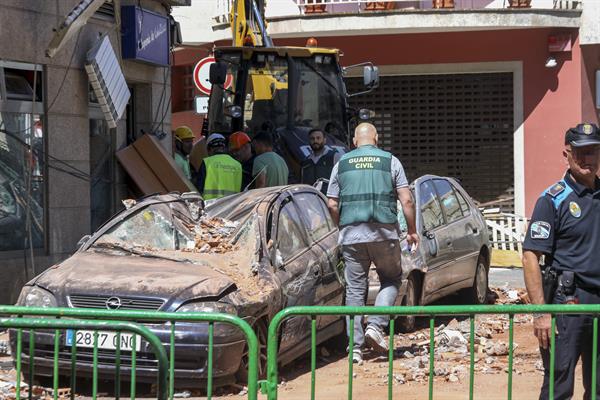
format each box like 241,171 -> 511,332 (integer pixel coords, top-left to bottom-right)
352,349 -> 363,365
365,325 -> 389,354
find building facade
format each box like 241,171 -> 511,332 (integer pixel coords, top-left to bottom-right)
172,0 -> 599,218
0,0 -> 188,304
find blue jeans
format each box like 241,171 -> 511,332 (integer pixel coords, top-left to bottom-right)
342,239 -> 402,351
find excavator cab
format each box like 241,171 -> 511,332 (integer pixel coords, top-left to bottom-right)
207,46 -> 362,180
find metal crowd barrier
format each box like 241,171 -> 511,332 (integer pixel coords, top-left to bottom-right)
265,304 -> 600,400
0,306 -> 259,400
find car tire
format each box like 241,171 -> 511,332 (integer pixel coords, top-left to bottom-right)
235,319 -> 268,383
397,274 -> 421,333
465,253 -> 489,305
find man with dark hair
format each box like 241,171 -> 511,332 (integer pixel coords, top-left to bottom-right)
300,128 -> 341,193
523,123 -> 600,399
252,131 -> 288,188
196,133 -> 242,200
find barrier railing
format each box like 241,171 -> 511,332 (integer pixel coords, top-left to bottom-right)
3,317 -> 168,399
265,304 -> 600,400
0,306 -> 258,400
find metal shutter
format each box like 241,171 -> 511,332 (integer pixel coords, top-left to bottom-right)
346,72 -> 514,209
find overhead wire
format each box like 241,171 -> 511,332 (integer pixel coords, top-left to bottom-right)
47,29 -> 83,113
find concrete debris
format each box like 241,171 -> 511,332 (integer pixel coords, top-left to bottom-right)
535,360 -> 544,371
0,341 -> 9,356
187,217 -> 240,254
447,373 -> 459,382
173,390 -> 192,398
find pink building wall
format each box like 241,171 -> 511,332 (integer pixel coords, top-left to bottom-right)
275,29 -> 598,215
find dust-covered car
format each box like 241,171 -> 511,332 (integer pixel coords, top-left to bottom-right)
367,175 -> 491,331
11,186 -> 344,387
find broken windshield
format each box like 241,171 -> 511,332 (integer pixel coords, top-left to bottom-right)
93,203 -> 196,251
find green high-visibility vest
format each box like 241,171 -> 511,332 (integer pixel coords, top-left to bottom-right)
337,145 -> 397,226
202,154 -> 242,200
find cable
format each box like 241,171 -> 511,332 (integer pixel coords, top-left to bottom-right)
153,48 -> 175,133
47,29 -> 83,112
1,128 -> 91,181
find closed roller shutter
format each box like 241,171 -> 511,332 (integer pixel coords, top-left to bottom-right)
346,72 -> 514,209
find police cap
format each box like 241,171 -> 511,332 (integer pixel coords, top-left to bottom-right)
564,123 -> 600,147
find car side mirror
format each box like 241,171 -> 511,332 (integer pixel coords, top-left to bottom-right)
209,62 -> 227,85
77,234 -> 91,249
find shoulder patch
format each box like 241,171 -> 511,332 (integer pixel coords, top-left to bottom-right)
546,182 -> 565,198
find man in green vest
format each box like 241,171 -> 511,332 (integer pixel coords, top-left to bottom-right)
196,133 -> 242,200
327,123 -> 418,364
173,126 -> 194,180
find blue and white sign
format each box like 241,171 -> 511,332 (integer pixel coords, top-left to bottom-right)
121,6 -> 170,66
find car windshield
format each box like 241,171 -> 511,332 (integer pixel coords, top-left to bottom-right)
93,203 -> 197,251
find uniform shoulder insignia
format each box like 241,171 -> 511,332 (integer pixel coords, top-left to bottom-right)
546,182 -> 565,198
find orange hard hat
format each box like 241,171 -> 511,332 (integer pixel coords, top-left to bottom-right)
229,131 -> 251,151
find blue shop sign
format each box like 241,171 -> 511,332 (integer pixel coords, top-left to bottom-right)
121,6 -> 170,66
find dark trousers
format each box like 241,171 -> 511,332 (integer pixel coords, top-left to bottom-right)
539,287 -> 600,400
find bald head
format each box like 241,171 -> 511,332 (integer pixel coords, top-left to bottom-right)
353,123 -> 378,147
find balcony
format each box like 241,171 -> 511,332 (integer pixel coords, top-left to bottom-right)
212,0 -> 583,39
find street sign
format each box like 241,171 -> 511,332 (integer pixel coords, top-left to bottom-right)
193,57 -> 232,96
194,96 -> 209,114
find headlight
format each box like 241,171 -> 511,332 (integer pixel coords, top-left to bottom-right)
176,301 -> 236,315
17,286 -> 57,308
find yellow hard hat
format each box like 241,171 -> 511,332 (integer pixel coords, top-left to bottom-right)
174,126 -> 194,141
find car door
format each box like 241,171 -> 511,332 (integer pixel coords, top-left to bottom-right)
432,179 -> 476,286
271,194 -> 321,353
416,179 -> 454,302
294,191 -> 344,330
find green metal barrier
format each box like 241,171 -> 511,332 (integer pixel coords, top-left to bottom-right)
0,306 -> 258,400
1,317 -> 167,400
266,304 -> 600,400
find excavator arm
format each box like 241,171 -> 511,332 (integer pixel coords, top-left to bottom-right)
230,0 -> 273,47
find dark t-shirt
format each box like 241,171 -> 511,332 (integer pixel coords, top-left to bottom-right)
523,171 -> 600,287
241,155 -> 255,190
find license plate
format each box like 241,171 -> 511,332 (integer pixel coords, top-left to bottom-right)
65,330 -> 141,351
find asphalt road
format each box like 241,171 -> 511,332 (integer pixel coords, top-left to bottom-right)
489,267 -> 525,288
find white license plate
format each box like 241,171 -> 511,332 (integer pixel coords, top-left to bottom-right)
65,330 -> 141,351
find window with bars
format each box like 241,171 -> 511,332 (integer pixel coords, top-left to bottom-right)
346,72 -> 514,209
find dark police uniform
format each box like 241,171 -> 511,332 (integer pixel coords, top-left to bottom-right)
523,123 -> 600,400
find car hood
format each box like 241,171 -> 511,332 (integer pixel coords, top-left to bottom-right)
35,252 -> 236,300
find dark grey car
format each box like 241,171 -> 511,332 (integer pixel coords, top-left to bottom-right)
368,175 -> 491,330
11,186 -> 345,387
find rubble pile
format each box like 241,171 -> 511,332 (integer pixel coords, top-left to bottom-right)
354,288 -> 535,386
186,217 -> 239,254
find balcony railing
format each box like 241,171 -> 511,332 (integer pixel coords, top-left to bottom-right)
214,0 -> 582,24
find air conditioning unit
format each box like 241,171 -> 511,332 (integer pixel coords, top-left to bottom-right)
85,35 -> 130,129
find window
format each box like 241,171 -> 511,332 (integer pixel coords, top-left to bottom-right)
276,199 -> 308,260
0,62 -> 44,252
419,180 -> 444,232
454,185 -> 471,215
295,192 -> 332,241
433,179 -> 463,224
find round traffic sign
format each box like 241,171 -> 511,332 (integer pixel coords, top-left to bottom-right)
193,57 -> 233,96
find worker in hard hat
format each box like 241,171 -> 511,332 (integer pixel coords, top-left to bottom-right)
173,126 -> 194,180
197,133 -> 243,200
229,131 -> 255,190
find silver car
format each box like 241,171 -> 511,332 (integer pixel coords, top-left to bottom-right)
367,175 -> 491,331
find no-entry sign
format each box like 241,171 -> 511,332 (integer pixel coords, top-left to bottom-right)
193,57 -> 232,96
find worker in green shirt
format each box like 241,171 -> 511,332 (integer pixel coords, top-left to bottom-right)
173,126 -> 194,180
252,131 -> 289,188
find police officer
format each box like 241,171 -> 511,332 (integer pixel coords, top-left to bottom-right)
196,133 -> 242,200
300,128 -> 341,193
522,123 -> 600,400
327,122 -> 418,364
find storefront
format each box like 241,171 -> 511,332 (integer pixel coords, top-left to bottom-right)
0,0 -> 186,304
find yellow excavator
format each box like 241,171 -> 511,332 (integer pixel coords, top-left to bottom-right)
206,0 -> 379,179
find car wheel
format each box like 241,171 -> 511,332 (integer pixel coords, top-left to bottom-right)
236,319 -> 268,383
467,254 -> 489,305
397,274 -> 421,333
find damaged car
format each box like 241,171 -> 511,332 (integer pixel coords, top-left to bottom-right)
368,175 -> 491,331
11,186 -> 345,387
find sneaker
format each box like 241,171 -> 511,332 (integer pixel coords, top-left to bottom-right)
365,325 -> 389,354
352,349 -> 363,365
